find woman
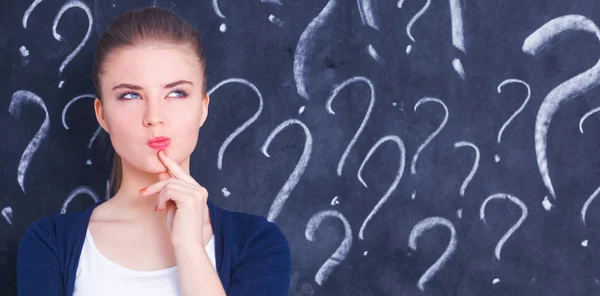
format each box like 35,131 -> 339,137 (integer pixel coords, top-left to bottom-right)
17,7 -> 291,296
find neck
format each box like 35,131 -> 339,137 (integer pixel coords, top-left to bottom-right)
109,156 -> 191,220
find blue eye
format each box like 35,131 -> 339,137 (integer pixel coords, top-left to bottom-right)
168,89 -> 189,98
118,92 -> 140,100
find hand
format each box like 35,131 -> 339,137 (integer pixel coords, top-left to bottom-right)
139,150 -> 208,247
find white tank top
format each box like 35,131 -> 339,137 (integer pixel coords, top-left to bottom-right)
73,228 -> 216,296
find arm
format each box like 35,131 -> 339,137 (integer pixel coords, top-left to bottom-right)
175,242 -> 227,296
227,221 -> 291,295
17,220 -> 64,296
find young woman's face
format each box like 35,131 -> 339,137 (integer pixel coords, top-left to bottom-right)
94,43 -> 209,174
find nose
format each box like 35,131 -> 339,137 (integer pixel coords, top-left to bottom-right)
142,98 -> 164,127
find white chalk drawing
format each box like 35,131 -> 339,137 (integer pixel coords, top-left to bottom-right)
495,79 -> 531,162
326,77 -> 375,177
357,135 -> 406,240
453,141 -> 480,197
409,216 -> 457,291
522,15 -> 600,204
1,207 -> 13,225
221,187 -> 231,198
294,0 -> 338,99
208,78 -> 264,171
399,0 -> 431,55
411,97 -> 449,174
367,44 -> 383,64
268,15 -> 284,27
19,46 -> 29,57
448,0 -> 466,79
479,193 -> 528,260
410,98 -> 449,197
53,0 -> 93,87
331,196 -> 340,206
212,0 -> 227,32
399,0 -> 466,79
305,210 -> 352,286
581,184 -> 600,226
579,105 -> 600,134
9,90 -> 50,193
261,119 -> 312,222
357,0 -> 381,63
22,0 -> 44,29
62,94 -> 101,165
356,0 -> 380,30
61,186 -> 100,214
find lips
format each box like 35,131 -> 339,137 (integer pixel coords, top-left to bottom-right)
147,136 -> 171,150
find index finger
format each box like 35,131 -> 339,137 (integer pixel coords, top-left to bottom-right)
157,150 -> 196,184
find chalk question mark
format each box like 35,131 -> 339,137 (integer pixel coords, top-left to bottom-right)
579,108 -> 600,247
523,15 -> 600,209
261,119 -> 313,222
398,0 -> 430,55
356,135 -> 406,241
408,216 -> 457,292
294,0 -> 338,100
212,0 -> 228,32
305,210 -> 353,286
494,79 -> 531,163
207,78 -> 264,171
326,77 -> 375,177
9,90 -> 50,194
410,97 -> 449,199
62,94 -> 102,165
453,141 -> 480,218
398,0 -> 466,79
61,186 -> 100,214
479,193 -> 528,260
53,0 -> 93,88
479,193 -> 527,284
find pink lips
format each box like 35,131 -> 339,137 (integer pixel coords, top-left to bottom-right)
147,136 -> 171,150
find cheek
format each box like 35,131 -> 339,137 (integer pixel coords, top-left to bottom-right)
107,116 -> 141,152
175,116 -> 200,145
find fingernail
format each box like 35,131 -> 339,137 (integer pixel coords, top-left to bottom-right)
139,188 -> 146,195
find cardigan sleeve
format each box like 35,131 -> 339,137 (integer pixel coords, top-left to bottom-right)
17,219 -> 64,296
227,220 -> 291,295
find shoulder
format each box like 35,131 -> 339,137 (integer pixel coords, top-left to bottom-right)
209,202 -> 290,258
18,205 -> 92,254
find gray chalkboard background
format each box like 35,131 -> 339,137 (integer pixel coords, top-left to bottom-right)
3,0 -> 600,295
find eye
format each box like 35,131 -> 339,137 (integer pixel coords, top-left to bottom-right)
168,89 -> 189,99
118,91 -> 140,100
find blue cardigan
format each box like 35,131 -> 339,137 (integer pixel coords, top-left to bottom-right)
17,199 -> 291,295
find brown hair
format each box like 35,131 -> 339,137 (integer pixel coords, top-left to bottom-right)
93,7 -> 206,196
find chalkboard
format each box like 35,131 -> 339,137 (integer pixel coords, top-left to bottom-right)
3,0 -> 600,295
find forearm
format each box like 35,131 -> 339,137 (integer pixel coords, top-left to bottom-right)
175,243 -> 227,296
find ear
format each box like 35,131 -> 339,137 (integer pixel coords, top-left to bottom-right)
198,94 -> 210,128
94,98 -> 110,134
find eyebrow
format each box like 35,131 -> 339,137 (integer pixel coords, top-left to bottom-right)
112,80 -> 193,91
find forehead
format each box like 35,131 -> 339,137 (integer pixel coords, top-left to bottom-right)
101,44 -> 203,87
